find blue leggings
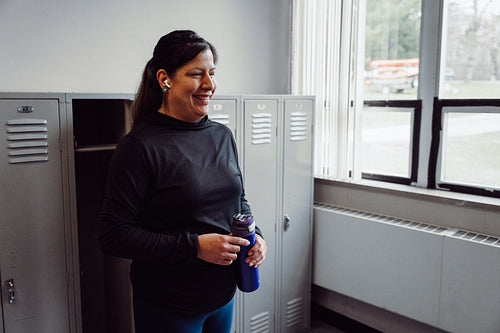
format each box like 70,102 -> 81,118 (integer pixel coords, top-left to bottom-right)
133,297 -> 234,333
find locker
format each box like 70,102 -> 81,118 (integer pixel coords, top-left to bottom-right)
241,98 -> 280,332
238,96 -> 314,333
0,96 -> 71,332
208,96 -> 241,333
66,94 -> 135,333
209,97 -> 239,138
62,94 -> 312,333
280,98 -> 314,332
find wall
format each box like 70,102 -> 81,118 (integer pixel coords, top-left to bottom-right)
313,179 -> 500,332
0,0 -> 290,94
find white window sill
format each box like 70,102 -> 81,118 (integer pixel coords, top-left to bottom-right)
315,177 -> 500,211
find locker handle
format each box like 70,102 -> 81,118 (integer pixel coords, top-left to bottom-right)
7,279 -> 16,304
284,214 -> 291,231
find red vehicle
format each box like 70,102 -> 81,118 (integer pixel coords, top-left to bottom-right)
365,58 -> 419,94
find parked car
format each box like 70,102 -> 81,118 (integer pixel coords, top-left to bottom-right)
365,58 -> 419,94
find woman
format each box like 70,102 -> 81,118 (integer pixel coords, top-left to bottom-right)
100,30 -> 267,333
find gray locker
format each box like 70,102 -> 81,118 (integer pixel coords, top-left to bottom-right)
208,96 -> 241,333
241,98 -> 280,332
209,97 -> 239,138
66,94 -> 135,333
61,94 -> 312,333
238,96 -> 314,333
0,96 -> 71,332
280,98 -> 314,332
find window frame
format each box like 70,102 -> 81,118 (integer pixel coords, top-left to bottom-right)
360,100 -> 422,185
429,98 -> 500,198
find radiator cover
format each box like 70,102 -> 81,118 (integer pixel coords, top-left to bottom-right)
313,203 -> 500,333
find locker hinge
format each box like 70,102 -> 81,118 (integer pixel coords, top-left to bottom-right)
59,137 -> 63,152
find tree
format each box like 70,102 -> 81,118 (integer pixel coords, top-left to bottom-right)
365,0 -> 421,68
446,0 -> 498,81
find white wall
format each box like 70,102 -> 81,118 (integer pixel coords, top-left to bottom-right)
0,0 -> 290,94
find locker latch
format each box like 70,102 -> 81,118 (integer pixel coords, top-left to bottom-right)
284,214 -> 291,231
7,279 -> 16,304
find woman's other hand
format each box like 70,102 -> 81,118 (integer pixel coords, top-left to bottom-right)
197,234 -> 250,265
245,234 -> 266,268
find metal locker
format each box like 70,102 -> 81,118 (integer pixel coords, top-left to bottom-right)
67,94 -> 135,333
0,97 -> 70,332
207,96 -> 240,333
209,97 -> 238,138
280,98 -> 314,332
240,98 -> 279,333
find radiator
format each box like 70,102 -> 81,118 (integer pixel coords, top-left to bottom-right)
313,203 -> 500,333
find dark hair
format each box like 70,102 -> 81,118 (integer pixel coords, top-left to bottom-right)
132,30 -> 218,123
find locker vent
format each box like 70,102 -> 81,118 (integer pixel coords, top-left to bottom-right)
251,113 -> 272,145
289,112 -> 308,141
6,118 -> 49,164
250,311 -> 270,333
209,113 -> 230,126
286,297 -> 304,327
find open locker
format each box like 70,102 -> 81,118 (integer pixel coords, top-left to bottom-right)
66,94 -> 135,333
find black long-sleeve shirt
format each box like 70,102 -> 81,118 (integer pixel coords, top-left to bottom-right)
100,111 -> 255,313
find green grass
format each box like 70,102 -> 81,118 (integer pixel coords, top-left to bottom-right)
442,131 -> 500,188
442,81 -> 500,99
363,80 -> 500,100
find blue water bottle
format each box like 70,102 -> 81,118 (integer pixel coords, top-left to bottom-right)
232,214 -> 260,292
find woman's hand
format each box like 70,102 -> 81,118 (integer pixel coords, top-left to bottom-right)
245,234 -> 267,268
197,233 -> 250,265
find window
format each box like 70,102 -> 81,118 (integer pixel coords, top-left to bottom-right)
292,0 -> 500,198
361,101 -> 420,184
363,0 -> 422,101
357,0 -> 422,182
440,0 -> 500,99
441,109 -> 500,188
434,0 -> 500,197
434,101 -> 500,197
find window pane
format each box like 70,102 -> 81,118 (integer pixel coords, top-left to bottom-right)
441,111 -> 500,188
363,0 -> 422,100
441,0 -> 500,98
361,109 -> 412,177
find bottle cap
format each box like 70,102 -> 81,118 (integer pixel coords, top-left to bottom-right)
232,214 -> 255,232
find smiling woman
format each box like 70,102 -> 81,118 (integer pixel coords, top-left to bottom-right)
99,30 -> 267,333
131,30 -> 220,124
157,49 -> 217,122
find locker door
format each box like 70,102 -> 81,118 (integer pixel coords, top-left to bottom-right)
0,99 -> 70,332
209,99 -> 238,137
241,99 -> 278,333
280,99 -> 314,332
207,98 -> 239,332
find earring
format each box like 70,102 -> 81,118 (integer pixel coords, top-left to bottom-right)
162,80 -> 171,94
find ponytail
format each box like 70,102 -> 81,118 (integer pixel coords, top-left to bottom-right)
132,59 -> 162,124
